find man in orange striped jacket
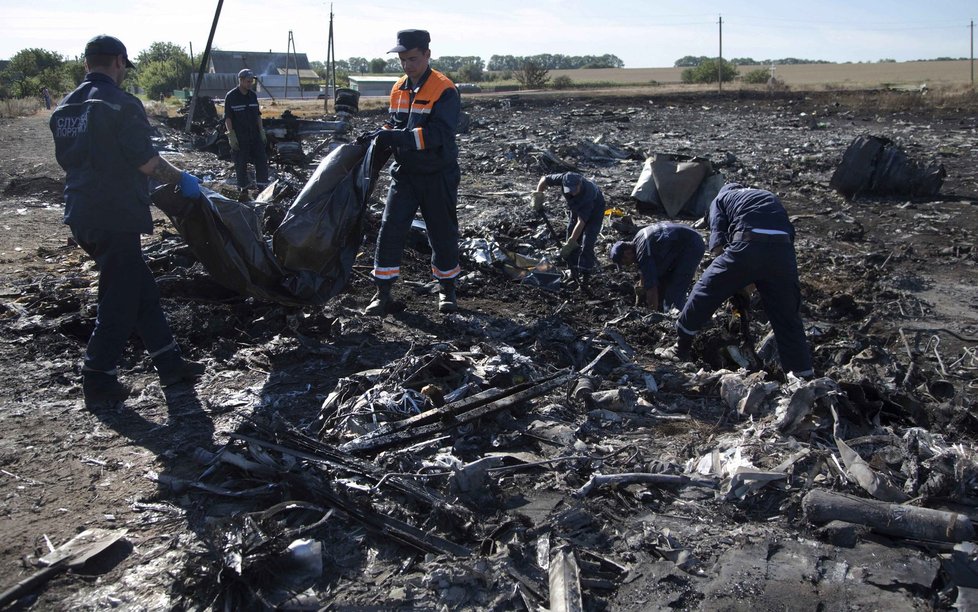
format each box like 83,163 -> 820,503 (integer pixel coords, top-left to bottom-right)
363,29 -> 462,316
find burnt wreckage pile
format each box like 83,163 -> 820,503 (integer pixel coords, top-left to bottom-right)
3,91 -> 978,609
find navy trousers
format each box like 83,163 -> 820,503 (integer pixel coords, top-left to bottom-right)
71,227 -> 175,373
565,212 -> 604,273
677,241 -> 813,376
660,234 -> 706,311
374,166 -> 461,281
233,138 -> 269,188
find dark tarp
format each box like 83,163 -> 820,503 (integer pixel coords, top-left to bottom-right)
153,141 -> 386,305
630,153 -> 724,218
829,134 -> 946,200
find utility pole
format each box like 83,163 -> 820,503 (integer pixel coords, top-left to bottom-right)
718,14 -> 723,94
971,19 -> 974,86
185,0 -> 223,133
285,30 -> 301,99
325,4 -> 337,111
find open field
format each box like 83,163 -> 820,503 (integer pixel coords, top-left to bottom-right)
551,59 -> 975,87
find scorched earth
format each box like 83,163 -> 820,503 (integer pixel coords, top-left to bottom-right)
1,88 -> 977,610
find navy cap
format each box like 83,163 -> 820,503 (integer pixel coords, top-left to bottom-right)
238,69 -> 256,79
562,172 -> 583,194
609,241 -> 627,264
389,29 -> 431,53
84,35 -> 135,68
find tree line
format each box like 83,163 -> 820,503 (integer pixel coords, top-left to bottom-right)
4,42 -> 964,101
1,44 -> 626,101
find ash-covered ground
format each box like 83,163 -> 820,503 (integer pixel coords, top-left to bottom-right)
1,88 -> 978,610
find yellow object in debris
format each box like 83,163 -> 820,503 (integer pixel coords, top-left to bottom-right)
605,207 -> 626,217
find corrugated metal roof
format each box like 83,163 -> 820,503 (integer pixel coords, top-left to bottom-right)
208,50 -> 312,76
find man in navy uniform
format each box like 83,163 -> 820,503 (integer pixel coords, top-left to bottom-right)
609,222 -> 705,311
224,68 -> 269,193
664,183 -> 814,378
364,29 -> 462,316
532,172 -> 608,276
50,34 -> 205,406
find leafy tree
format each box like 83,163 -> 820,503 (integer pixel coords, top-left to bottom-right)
63,59 -> 86,89
138,60 -> 190,100
680,58 -> 738,84
384,58 -> 401,73
455,62 -> 484,83
368,57 -> 387,73
674,55 -> 711,67
741,68 -> 772,84
513,60 -> 549,89
552,75 -> 573,90
347,57 -> 369,73
2,48 -> 71,97
432,56 -> 484,73
133,42 -> 193,98
134,42 -> 189,65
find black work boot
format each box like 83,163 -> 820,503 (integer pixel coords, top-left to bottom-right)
153,348 -> 205,387
82,370 -> 130,408
437,280 -> 457,314
364,280 -> 393,316
656,331 -> 694,362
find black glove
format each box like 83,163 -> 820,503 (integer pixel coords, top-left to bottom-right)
355,129 -> 382,145
374,129 -> 402,148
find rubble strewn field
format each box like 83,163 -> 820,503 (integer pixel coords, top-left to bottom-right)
1,88 -> 978,610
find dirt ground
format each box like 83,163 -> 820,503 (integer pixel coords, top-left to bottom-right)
1,88 -> 978,610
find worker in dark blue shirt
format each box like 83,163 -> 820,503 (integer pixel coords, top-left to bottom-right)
532,172 -> 608,276
610,222 -> 705,311
662,183 -> 814,378
224,68 -> 269,193
50,35 -> 205,407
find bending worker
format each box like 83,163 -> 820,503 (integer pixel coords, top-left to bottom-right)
532,172 -> 608,276
364,29 -> 461,316
50,34 -> 205,407
665,183 -> 814,378
609,222 -> 705,311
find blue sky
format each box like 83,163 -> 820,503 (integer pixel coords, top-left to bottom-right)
3,0 -> 974,67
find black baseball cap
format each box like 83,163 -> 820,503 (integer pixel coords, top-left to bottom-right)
84,35 -> 135,68
389,29 -> 430,53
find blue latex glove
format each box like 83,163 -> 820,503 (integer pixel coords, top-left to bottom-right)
179,171 -> 202,199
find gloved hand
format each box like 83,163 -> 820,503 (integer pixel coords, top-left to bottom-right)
258,126 -> 267,145
559,237 -> 579,261
356,129 -> 382,145
374,129 -> 402,149
730,288 -> 751,317
179,171 -> 202,199
227,130 -> 239,152
531,191 -> 545,212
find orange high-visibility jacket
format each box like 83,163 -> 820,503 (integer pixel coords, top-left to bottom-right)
385,68 -> 460,174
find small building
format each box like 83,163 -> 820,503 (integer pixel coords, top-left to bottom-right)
347,75 -> 400,97
194,50 -> 321,101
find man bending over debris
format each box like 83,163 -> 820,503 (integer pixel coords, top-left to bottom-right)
224,68 -> 269,195
609,222 -> 705,311
662,183 -> 814,378
50,35 -> 205,407
532,172 -> 609,278
363,29 -> 462,316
